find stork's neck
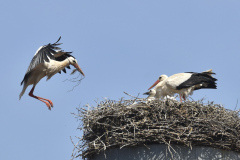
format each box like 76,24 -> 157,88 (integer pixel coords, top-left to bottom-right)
46,58 -> 71,80
155,80 -> 165,90
67,58 -> 71,65
58,58 -> 71,69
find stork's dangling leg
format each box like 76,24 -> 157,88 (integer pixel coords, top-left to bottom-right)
179,95 -> 186,102
182,95 -> 186,101
180,95 -> 183,102
28,85 -> 54,110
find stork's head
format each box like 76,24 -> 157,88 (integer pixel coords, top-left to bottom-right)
68,57 -> 85,76
143,89 -> 156,96
158,74 -> 168,81
148,74 -> 168,90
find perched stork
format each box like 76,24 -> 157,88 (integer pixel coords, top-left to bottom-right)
19,37 -> 85,110
143,83 -> 176,101
144,75 -> 175,101
150,79 -> 175,99
143,89 -> 176,101
148,69 -> 217,102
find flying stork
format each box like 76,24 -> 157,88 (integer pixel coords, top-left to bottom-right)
19,37 -> 85,110
148,69 -> 217,102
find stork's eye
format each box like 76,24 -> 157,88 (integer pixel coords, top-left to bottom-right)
73,60 -> 76,63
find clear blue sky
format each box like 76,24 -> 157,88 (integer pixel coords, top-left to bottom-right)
1,1 -> 240,160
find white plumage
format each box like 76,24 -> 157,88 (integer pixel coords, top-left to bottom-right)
143,89 -> 156,101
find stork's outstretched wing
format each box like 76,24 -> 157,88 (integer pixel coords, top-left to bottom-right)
25,37 -> 62,74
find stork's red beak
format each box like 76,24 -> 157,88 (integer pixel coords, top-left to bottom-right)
148,80 -> 160,90
73,64 -> 85,76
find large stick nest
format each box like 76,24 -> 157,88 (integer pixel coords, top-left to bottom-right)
72,98 -> 240,159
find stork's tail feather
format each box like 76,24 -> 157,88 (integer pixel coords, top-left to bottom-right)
202,81 -> 217,89
202,69 -> 216,77
19,84 -> 27,100
193,73 -> 217,90
20,80 -> 24,86
201,69 -> 218,89
19,91 -> 24,100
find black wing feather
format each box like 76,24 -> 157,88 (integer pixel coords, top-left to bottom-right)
55,36 -> 61,44
55,53 -> 75,74
55,53 -> 74,61
176,73 -> 217,90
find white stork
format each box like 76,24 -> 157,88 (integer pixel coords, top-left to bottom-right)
148,69 -> 217,102
143,89 -> 156,101
19,37 -> 85,110
146,79 -> 175,99
143,89 -> 176,101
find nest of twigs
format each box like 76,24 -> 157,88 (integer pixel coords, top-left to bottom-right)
71,97 -> 240,160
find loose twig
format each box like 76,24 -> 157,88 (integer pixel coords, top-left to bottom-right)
62,73 -> 85,92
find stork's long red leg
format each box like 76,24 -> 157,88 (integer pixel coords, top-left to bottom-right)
28,86 -> 54,110
182,95 -> 186,101
179,95 -> 183,102
179,94 -> 186,102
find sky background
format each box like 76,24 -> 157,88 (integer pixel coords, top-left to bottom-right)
1,1 -> 240,160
